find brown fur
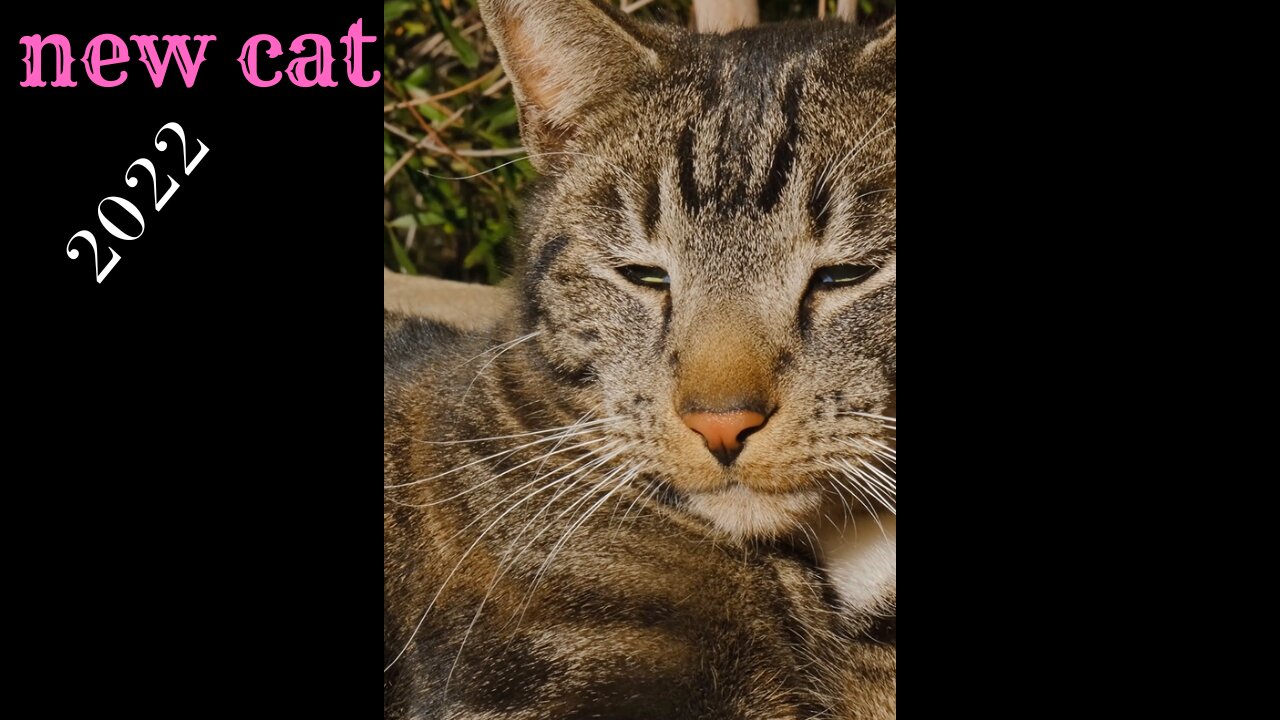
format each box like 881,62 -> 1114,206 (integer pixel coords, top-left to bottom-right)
386,3 -> 895,717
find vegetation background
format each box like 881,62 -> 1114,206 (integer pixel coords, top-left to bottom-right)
384,0 -> 896,283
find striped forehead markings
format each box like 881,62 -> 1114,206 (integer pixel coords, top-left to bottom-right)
673,70 -> 807,219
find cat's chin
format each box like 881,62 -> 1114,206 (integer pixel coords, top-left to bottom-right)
685,485 -> 823,540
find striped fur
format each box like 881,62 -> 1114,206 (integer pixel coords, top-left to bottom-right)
386,2 -> 895,717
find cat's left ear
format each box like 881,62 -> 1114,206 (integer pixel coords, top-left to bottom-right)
476,0 -> 662,172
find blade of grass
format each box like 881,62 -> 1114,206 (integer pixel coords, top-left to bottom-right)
385,222 -> 418,275
427,0 -> 480,69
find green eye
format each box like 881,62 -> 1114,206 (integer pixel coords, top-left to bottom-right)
619,265 -> 671,289
813,264 -> 877,289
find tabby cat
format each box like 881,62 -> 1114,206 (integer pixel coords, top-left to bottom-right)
384,1 -> 896,717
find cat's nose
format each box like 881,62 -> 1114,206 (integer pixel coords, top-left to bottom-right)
682,410 -> 767,466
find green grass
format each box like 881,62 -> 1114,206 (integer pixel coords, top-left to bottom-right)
383,0 -> 896,283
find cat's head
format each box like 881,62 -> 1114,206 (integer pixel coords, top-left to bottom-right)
479,0 -> 895,540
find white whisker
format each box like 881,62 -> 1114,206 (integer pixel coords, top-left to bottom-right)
836,410 -> 897,422
456,331 -> 540,366
422,150 -> 645,195
384,441 -> 630,673
387,422 -> 616,489
441,453 -> 637,694
461,332 -> 541,401
401,437 -> 611,507
414,416 -> 619,446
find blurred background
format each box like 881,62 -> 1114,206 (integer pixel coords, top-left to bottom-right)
384,0 -> 897,283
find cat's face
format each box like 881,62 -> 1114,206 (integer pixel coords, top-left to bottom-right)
481,0 -> 895,539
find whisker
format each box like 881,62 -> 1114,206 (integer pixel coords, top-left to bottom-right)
823,512 -> 845,533
435,440 -> 626,546
531,467 -> 638,590
612,476 -> 658,534
384,441 -> 631,673
440,453 -> 633,697
398,437 -> 611,507
456,331 -> 541,366
829,482 -> 854,531
846,485 -> 892,538
864,438 -> 897,455
818,156 -> 897,220
529,409 -> 604,479
503,463 -> 639,629
854,458 -> 897,490
461,332 -> 541,401
798,520 -> 820,553
442,455 -> 637,693
413,416 -> 619,446
842,439 -> 897,468
422,150 -> 645,195
844,464 -> 896,515
836,410 -> 897,422
840,461 -> 895,500
826,470 -> 882,530
814,101 -> 896,199
387,423 -> 616,489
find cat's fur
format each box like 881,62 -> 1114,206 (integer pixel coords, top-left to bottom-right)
385,1 -> 895,717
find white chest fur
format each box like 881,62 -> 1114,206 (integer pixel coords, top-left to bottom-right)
814,512 -> 896,615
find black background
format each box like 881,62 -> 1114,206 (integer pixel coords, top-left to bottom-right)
11,2 -> 379,714
7,2 -> 1115,716
13,6 -> 379,296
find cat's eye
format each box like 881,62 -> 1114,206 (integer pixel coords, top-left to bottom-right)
812,264 -> 877,289
618,265 -> 672,289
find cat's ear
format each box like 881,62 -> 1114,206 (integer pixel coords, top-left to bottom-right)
476,0 -> 661,172
854,15 -> 894,90
860,16 -> 895,67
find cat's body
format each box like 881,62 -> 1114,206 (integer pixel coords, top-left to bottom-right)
385,315 -> 894,719
386,2 -> 895,717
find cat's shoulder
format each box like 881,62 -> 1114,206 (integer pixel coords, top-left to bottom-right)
383,309 -> 500,392
384,310 -> 461,378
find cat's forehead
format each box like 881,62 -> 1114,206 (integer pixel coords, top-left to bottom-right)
541,21 -> 894,266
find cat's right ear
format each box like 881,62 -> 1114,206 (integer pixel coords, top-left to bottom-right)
476,0 -> 661,172
859,16 -> 896,69
854,15 -> 894,93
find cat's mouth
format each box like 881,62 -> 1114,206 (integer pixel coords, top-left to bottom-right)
684,484 -> 822,540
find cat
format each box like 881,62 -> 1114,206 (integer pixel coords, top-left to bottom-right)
384,1 -> 895,717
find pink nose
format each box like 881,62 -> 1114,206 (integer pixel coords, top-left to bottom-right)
681,411 -> 767,465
